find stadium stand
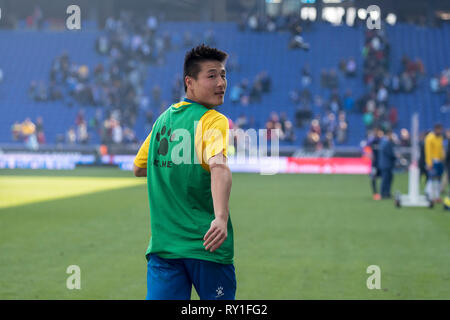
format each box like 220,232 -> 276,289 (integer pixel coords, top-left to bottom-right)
0,21 -> 448,147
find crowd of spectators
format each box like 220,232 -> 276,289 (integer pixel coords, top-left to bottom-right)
62,108 -> 138,145
291,61 -> 350,149
303,111 -> 348,151
230,71 -> 272,106
359,27 -> 399,134
27,11 -> 178,145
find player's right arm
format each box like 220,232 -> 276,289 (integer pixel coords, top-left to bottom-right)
133,131 -> 152,177
204,152 -> 232,253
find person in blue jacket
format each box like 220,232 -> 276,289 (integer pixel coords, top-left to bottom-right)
378,129 -> 397,199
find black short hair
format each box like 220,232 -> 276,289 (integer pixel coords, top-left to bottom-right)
183,44 -> 228,92
434,123 -> 443,130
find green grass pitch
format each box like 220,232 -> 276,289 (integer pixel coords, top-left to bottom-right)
0,168 -> 449,299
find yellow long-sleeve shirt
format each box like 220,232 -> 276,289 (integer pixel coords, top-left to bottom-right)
424,132 -> 444,167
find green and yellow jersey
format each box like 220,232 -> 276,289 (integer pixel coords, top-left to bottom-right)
134,98 -> 233,264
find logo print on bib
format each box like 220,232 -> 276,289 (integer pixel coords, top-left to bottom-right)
156,125 -> 172,156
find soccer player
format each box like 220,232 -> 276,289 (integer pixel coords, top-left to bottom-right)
133,45 -> 235,300
424,123 -> 445,203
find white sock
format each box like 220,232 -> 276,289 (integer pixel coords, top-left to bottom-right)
433,181 -> 441,200
425,180 -> 432,198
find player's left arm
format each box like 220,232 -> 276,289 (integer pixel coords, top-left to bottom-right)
133,131 -> 152,177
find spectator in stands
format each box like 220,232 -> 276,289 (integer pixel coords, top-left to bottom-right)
48,80 -> 63,101
295,104 -> 312,128
28,81 -> 37,99
123,126 -> 138,144
328,69 -> 339,89
439,69 -> 449,89
329,96 -> 340,114
363,111 -> 374,130
11,122 -> 22,141
343,90 -> 355,113
304,119 -> 322,151
66,127 -> 77,144
265,112 -> 281,141
230,83 -> 243,104
283,120 -> 295,142
430,74 -> 441,93
289,88 -> 300,105
21,118 -> 36,139
345,57 -> 357,77
146,14 -> 158,33
36,116 -> 46,145
388,106 -> 398,128
249,79 -> 263,103
259,71 -> 272,93
301,64 -> 312,87
376,85 -> 388,104
400,71 -> 414,92
323,112 -> 337,136
288,34 -> 309,51
391,74 -> 401,93
336,112 -> 348,144
235,114 -> 248,130
35,81 -> 48,101
399,128 -> 411,147
323,132 -> 334,149
112,119 -> 123,144
96,35 -> 110,55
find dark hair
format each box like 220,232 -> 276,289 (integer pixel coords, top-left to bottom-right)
183,44 -> 228,92
434,123 -> 443,130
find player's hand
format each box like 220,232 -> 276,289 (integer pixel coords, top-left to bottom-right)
203,218 -> 227,252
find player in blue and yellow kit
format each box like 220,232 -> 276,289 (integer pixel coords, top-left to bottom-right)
424,123 -> 445,203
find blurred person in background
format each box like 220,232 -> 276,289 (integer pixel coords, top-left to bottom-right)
66,127 -> 76,144
418,131 -> 429,186
11,121 -> 22,141
441,129 -> 450,195
424,124 -> 445,203
378,129 -> 397,199
399,128 -> 411,147
367,128 -> 384,200
36,116 -> 46,145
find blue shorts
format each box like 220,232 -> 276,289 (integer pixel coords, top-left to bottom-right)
146,253 -> 236,300
429,161 -> 444,178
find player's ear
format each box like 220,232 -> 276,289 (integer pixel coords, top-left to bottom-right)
185,76 -> 192,90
